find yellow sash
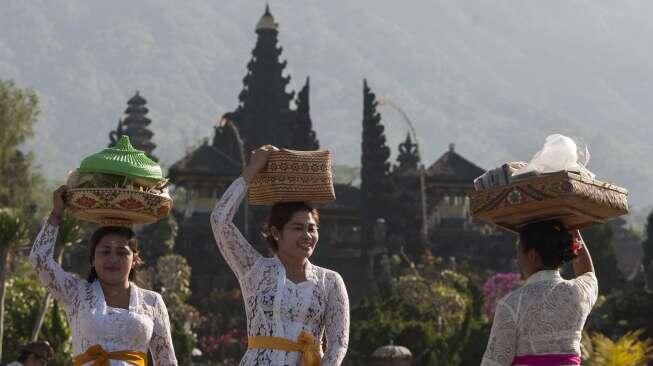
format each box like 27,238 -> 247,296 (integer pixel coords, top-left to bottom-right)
73,344 -> 147,366
248,330 -> 322,366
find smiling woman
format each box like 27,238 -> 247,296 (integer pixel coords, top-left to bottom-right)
265,205 -> 319,284
210,145 -> 350,366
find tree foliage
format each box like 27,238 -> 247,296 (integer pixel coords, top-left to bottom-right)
348,267 -> 482,365
195,289 -> 247,363
0,80 -> 38,160
137,214 -> 178,266
0,79 -> 40,206
589,287 -> 653,340
1,259 -> 72,364
289,77 -> 319,150
642,209 -> 653,289
360,79 -> 392,253
581,224 -> 623,294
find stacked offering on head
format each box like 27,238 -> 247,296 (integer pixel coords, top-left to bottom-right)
65,136 -> 172,227
470,134 -> 628,232
248,149 -> 336,205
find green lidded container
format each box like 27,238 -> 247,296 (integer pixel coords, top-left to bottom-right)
79,135 -> 163,180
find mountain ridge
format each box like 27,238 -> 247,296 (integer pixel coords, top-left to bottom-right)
1,0 -> 652,207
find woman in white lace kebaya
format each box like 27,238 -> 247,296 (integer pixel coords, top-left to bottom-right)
30,186 -> 177,365
481,220 -> 598,366
210,145 -> 350,366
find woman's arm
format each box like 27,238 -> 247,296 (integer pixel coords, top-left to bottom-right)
572,231 -> 594,276
481,301 -> 517,366
322,273 -> 350,365
29,186 -> 82,311
210,177 -> 262,280
571,231 -> 598,308
209,145 -> 277,281
149,293 -> 178,366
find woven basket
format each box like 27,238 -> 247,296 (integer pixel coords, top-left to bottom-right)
65,188 -> 173,227
248,149 -> 335,205
469,171 -> 628,232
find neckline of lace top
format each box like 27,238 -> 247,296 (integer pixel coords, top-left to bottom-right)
93,280 -> 139,311
526,269 -> 562,285
272,255 -> 318,285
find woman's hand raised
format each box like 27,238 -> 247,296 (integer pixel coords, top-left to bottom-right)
241,145 -> 279,184
570,229 -> 594,276
48,185 -> 67,226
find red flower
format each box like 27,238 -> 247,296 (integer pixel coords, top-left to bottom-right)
571,238 -> 582,255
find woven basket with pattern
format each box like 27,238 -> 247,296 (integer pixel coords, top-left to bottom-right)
65,188 -> 172,227
469,171 -> 628,232
248,149 -> 335,205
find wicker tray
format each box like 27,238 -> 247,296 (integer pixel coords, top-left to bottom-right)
248,149 -> 335,205
469,171 -> 628,232
65,188 -> 173,227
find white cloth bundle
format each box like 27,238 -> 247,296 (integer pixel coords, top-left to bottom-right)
512,134 -> 595,179
474,134 -> 595,191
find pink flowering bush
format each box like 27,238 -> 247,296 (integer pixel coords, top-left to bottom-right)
199,328 -> 243,361
483,272 -> 522,318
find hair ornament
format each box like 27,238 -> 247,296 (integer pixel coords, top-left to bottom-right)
571,237 -> 582,255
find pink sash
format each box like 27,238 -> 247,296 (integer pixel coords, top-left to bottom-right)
512,354 -> 580,365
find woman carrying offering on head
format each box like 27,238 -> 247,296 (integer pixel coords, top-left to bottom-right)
481,220 -> 598,366
30,186 -> 177,365
211,145 -> 350,366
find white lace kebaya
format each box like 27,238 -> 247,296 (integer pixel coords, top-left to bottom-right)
481,270 -> 598,366
210,177 -> 350,366
30,221 -> 177,365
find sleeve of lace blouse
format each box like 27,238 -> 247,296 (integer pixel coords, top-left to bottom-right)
29,221 -> 82,310
150,294 -> 178,366
573,271 -> 599,310
481,301 -> 517,366
210,177 -> 262,281
322,273 -> 350,366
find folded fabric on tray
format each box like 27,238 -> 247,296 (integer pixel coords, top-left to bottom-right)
475,134 -> 598,192
474,162 -> 527,191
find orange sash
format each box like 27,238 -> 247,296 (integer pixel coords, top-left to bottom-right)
72,344 -> 146,366
248,330 -> 322,366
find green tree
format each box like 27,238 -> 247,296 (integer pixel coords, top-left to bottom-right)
582,224 -> 623,295
360,79 -> 393,259
0,79 -> 40,206
137,214 -> 178,266
348,269 -> 479,366
590,287 -> 653,340
1,259 -> 72,364
40,302 -> 73,365
642,209 -> 653,290
0,208 -> 29,359
196,288 -> 246,363
289,77 -> 319,150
